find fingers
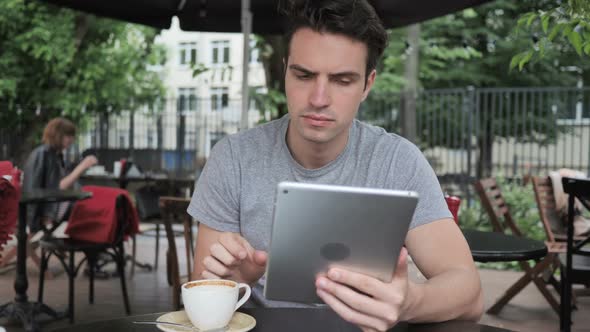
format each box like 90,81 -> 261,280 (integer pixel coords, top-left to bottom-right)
253,250 -> 268,267
393,247 -> 409,279
219,233 -> 250,260
316,276 -> 389,318
84,156 -> 98,166
316,289 -> 390,332
203,233 -> 258,280
325,268 -> 382,298
202,255 -> 232,278
209,242 -> 242,267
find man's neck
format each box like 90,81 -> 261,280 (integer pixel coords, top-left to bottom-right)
286,123 -> 350,170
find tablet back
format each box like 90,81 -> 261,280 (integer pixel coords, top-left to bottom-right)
264,182 -> 418,303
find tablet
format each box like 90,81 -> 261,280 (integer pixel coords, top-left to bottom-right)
263,182 -> 419,303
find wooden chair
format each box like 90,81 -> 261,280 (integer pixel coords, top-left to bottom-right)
159,196 -> 194,310
132,185 -> 163,275
474,178 -> 560,314
532,176 -> 590,296
558,177 -> 590,331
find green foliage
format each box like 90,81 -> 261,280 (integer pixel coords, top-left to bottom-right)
511,0 -> 590,70
461,177 -> 546,271
191,63 -> 210,78
372,0 -> 590,92
0,0 -> 166,135
251,88 -> 287,124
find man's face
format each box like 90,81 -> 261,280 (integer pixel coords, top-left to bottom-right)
285,28 -> 375,147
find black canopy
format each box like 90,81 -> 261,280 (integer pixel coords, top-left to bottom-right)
42,0 -> 492,33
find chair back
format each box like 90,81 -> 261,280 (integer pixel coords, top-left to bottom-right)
531,176 -> 565,243
135,185 -> 161,220
159,196 -> 194,310
113,194 -> 130,245
66,186 -> 139,244
474,178 -> 522,236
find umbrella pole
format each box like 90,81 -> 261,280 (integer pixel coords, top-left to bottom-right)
240,0 -> 252,131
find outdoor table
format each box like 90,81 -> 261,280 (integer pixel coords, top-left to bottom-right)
462,229 -> 548,263
81,173 -> 196,194
51,308 -> 516,332
0,189 -> 92,332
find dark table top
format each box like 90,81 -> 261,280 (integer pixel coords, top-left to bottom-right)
51,308 -> 514,332
82,173 -> 195,182
20,189 -> 92,204
463,229 -> 547,263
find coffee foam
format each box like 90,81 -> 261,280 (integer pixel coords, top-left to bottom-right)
185,280 -> 235,289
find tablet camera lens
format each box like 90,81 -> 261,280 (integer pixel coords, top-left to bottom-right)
283,190 -> 288,194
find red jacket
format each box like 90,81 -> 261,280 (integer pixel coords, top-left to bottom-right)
65,186 -> 139,244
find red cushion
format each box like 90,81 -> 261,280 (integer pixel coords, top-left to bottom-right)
0,178 -> 18,247
65,186 -> 139,244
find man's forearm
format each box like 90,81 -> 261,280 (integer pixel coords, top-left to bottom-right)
402,268 -> 483,323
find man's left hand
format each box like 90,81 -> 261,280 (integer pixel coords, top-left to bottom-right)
315,247 -> 412,332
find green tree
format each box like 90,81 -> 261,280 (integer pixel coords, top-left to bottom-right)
0,0 -> 166,164
512,0 -> 590,70
373,1 -> 590,90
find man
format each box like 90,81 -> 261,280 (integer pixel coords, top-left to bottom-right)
188,1 -> 483,331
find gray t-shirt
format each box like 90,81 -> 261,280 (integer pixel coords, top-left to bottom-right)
188,114 -> 451,307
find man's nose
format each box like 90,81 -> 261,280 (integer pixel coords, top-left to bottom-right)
309,79 -> 331,109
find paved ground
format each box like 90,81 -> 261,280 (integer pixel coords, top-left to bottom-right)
1,234 -> 588,332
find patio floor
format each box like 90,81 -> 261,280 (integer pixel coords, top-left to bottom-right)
0,233 -> 588,332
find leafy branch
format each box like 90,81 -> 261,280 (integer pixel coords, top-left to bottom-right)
511,0 -> 590,71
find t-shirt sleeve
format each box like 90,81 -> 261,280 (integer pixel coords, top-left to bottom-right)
187,137 -> 241,233
397,143 -> 453,229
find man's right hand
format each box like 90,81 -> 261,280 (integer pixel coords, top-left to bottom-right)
200,232 -> 268,285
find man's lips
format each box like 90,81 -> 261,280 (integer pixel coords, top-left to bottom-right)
302,115 -> 334,121
302,115 -> 334,127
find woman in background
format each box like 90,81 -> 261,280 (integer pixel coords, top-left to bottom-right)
23,117 -> 98,232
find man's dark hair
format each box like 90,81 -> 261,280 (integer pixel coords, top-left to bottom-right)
282,0 -> 388,80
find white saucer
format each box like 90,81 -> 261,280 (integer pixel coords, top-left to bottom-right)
156,310 -> 256,332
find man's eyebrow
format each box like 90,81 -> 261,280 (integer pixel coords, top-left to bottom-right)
288,64 -> 317,75
329,72 -> 361,80
289,64 -> 361,79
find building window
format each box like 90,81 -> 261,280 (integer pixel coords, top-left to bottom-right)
119,135 -> 126,148
147,129 -> 156,148
185,130 -> 197,150
211,40 -> 230,64
179,42 -> 197,66
178,88 -> 197,112
210,87 -> 229,112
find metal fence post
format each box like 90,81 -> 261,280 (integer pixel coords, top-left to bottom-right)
157,114 -> 163,172
100,113 -> 109,148
465,86 -> 475,205
129,110 -> 135,159
177,112 -> 186,176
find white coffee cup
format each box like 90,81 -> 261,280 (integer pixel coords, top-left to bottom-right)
181,279 -> 251,330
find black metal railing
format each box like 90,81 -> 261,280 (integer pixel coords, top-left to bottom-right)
2,87 -> 589,190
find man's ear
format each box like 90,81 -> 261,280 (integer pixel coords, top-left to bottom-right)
283,57 -> 287,77
361,69 -> 377,101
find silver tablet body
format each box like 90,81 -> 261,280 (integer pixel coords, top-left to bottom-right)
263,182 -> 419,303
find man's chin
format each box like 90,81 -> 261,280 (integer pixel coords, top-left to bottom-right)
302,133 -> 332,145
